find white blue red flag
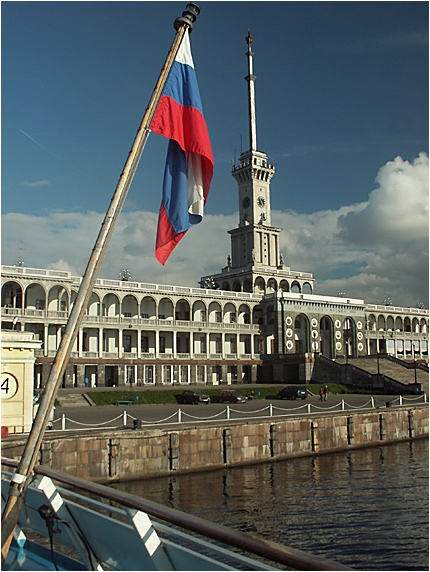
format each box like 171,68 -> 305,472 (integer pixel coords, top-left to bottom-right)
151,30 -> 213,265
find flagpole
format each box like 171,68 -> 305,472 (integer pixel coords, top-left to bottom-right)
1,3 -> 201,563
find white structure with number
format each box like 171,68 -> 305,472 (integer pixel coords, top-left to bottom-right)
1,330 -> 41,433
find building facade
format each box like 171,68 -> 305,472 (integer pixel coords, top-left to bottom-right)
1,34 -> 428,388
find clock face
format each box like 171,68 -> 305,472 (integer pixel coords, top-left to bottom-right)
257,196 -> 265,207
242,197 -> 250,208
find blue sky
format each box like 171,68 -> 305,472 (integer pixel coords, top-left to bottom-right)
2,1 -> 429,307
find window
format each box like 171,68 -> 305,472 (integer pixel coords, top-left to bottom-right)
160,336 -> 166,352
124,335 -> 132,353
141,336 -> 149,353
201,310 -> 207,321
216,312 -> 221,323
144,365 -> 154,384
197,365 -> 206,383
159,314 -> 166,320
230,313 -> 237,323
123,312 -> 131,318
141,313 -> 149,319
36,299 -> 45,310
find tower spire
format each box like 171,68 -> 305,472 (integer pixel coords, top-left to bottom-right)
245,30 -> 257,151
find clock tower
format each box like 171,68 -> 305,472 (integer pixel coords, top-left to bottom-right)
200,32 -> 315,294
230,31 -> 281,269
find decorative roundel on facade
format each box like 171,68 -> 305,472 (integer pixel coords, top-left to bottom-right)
311,318 -> 318,328
1,372 -> 19,400
335,320 -> 341,329
335,331 -> 342,340
312,330 -> 318,339
286,340 -> 294,350
357,321 -> 363,330
358,343 -> 364,351
312,341 -> 319,351
286,316 -> 293,326
286,328 -> 293,338
357,332 -> 363,340
336,341 -> 342,351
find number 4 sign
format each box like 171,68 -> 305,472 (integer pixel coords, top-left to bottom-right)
1,372 -> 19,400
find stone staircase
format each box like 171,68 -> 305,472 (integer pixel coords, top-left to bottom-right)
57,393 -> 93,407
337,357 -> 428,393
313,355 -> 428,395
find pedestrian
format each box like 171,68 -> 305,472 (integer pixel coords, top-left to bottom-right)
319,387 -> 323,401
323,385 -> 328,401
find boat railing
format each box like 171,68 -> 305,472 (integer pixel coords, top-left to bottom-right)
2,457 -> 352,571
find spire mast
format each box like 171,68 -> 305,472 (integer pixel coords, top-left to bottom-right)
245,30 -> 257,151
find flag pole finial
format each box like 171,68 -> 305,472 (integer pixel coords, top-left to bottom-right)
174,3 -> 200,32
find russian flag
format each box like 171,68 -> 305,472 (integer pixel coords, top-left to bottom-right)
151,30 -> 213,265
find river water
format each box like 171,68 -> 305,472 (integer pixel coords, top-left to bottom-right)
114,439 -> 429,571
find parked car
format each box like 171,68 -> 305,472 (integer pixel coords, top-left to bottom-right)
276,386 -> 308,400
175,390 -> 210,405
210,390 -> 247,404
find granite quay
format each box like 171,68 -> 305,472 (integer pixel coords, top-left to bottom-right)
2,404 -> 428,484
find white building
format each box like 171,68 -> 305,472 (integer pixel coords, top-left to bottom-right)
1,34 -> 427,389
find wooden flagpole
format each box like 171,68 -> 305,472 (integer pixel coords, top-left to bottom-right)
1,3 -> 201,563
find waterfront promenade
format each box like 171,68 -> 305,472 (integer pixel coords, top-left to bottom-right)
51,390 -> 425,431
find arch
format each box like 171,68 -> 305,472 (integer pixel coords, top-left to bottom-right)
192,300 -> 207,322
367,314 -> 377,331
223,302 -> 237,324
158,297 -> 174,320
254,277 -> 265,294
24,282 -> 46,310
291,281 -> 301,293
232,279 -> 241,292
102,293 -> 120,318
86,292 -> 100,316
302,282 -> 312,294
208,301 -> 222,323
412,317 -> 420,333
386,315 -> 395,331
175,299 -> 190,321
395,316 -> 403,332
266,304 -> 276,325
243,278 -> 253,293
343,317 -> 357,358
267,278 -> 277,293
420,318 -> 428,334
377,314 -> 386,331
1,281 -> 23,310
404,317 -> 411,332
279,280 -> 289,293
253,305 -> 264,325
122,294 -> 139,318
47,284 -> 69,313
238,303 -> 251,324
319,315 -> 334,358
140,296 -> 156,319
294,313 -> 310,353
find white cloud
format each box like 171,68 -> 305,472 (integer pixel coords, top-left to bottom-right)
2,154 -> 428,308
20,179 -> 51,188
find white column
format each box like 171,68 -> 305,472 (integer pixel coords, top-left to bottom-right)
44,324 -> 49,356
98,328 -> 103,358
137,330 -> 141,358
118,329 -> 123,358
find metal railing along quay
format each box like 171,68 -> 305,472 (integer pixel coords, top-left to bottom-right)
51,394 -> 427,432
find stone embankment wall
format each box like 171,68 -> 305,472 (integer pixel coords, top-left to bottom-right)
2,406 -> 428,484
